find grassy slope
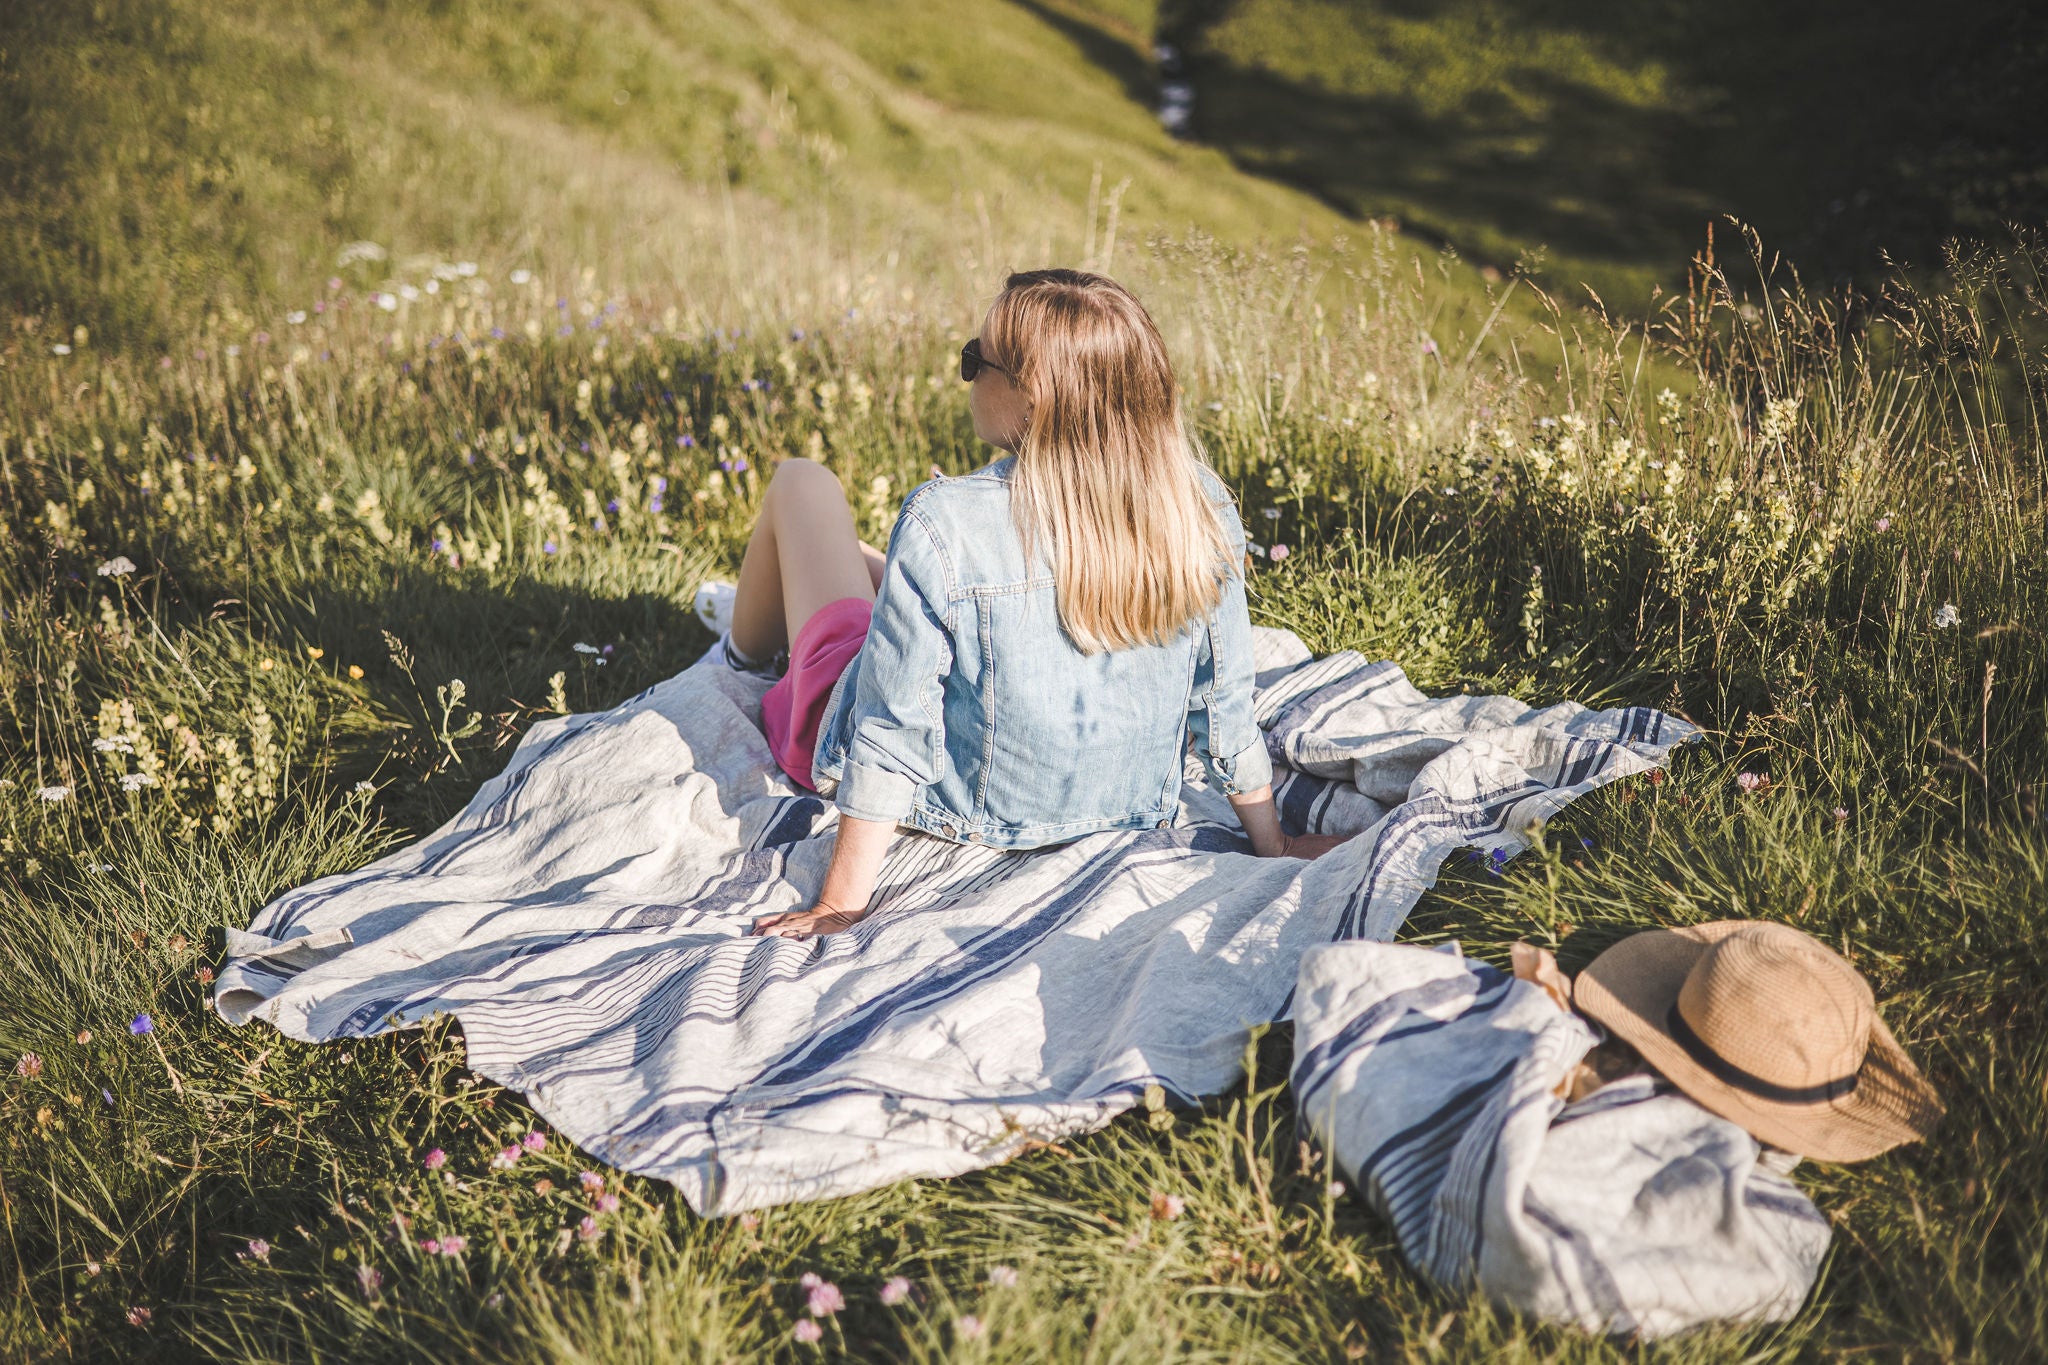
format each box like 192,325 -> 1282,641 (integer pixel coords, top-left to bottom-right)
0,0 -> 1490,351
1158,0 -> 2048,309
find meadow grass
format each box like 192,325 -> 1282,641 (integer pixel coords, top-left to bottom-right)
1,201 -> 2043,1361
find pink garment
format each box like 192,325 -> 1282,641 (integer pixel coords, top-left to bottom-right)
761,596 -> 873,791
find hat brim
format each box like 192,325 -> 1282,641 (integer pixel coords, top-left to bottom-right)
1573,922 -> 1944,1163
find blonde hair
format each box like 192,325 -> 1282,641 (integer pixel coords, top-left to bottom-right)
981,269 -> 1233,654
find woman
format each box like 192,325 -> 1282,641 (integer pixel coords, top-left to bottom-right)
723,269 -> 1344,940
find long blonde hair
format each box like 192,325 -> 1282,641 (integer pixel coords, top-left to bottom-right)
981,269 -> 1233,654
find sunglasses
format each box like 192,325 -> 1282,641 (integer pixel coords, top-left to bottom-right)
959,338 -> 1013,383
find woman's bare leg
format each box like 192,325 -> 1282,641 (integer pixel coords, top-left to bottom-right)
729,459 -> 876,663
860,540 -> 887,591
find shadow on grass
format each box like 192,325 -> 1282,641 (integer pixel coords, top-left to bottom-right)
155,553 -> 717,835
1103,0 -> 2048,302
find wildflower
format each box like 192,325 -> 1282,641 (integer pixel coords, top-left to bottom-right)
492,1145 -> 521,1169
348,665 -> 365,680
287,311 -> 307,325
578,1170 -> 604,1191
439,1235 -> 466,1255
119,773 -> 157,793
101,1089 -> 114,1105
1149,1191 -> 1185,1220
1268,544 -> 1289,561
15,1052 -> 42,1077
126,1306 -> 152,1327
879,1276 -> 913,1306
356,1264 -> 382,1299
419,1238 -> 441,1254
423,1148 -> 448,1171
510,269 -> 533,285
1328,1181 -> 1347,1199
573,642 -> 600,655
1874,516 -> 1891,532
800,1272 -> 822,1289
678,434 -> 696,447
955,1315 -> 986,1340
543,540 -> 558,555
353,781 -> 376,795
53,343 -> 73,355
1421,337 -> 1438,355
595,1192 -> 621,1214
739,1213 -> 760,1231
97,556 -> 138,577
129,1014 -> 153,1035
533,1178 -> 554,1195
987,1265 -> 1019,1288
577,1215 -> 601,1243
793,1319 -> 823,1344
806,1280 -> 845,1315
1833,806 -> 1850,823
259,659 -> 275,671
522,1130 -> 547,1153
1934,602 -> 1960,629
195,966 -> 214,985
76,1029 -> 92,1044
246,1239 -> 271,1263
307,647 -> 324,660
374,293 -> 398,312
37,786 -> 72,802
1735,772 -> 1769,794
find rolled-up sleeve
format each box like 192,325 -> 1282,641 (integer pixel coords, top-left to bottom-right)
1187,506 -> 1273,796
834,506 -> 954,823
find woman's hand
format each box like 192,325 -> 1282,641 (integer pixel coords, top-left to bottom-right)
751,901 -> 868,940
1273,831 -> 1351,859
1227,786 -> 1354,859
750,812 -> 894,940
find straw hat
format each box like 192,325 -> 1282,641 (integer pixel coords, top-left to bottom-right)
1573,920 -> 1943,1162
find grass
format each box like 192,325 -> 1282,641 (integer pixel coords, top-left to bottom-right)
1149,0 -> 2048,309
2,0 -> 1502,354
2,0 -> 2046,1359
2,217 -> 2044,1357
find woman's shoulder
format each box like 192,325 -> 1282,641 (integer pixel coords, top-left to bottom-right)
898,458 -> 1014,531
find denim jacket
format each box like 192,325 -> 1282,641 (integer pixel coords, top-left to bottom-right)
811,455 -> 1272,848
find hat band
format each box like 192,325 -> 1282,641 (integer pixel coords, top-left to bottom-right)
1665,1003 -> 1861,1105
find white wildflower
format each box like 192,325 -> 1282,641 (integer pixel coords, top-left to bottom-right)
1934,603 -> 1960,629
52,344 -> 73,356
572,643 -> 600,655
92,737 -> 133,753
96,556 -> 137,577
374,293 -> 398,312
353,780 -> 377,794
119,773 -> 157,792
287,311 -> 307,325
36,786 -> 72,803
336,241 -> 387,266
397,284 -> 421,303
509,269 -> 533,285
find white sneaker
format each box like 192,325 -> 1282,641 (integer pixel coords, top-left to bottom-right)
694,580 -> 737,635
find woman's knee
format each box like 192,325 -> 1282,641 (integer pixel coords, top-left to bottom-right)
767,457 -> 846,510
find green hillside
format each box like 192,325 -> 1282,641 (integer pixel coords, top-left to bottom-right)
1158,0 -> 2048,307
0,0 -> 1420,350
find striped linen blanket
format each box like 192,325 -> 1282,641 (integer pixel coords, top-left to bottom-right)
1290,940 -> 1831,1338
215,628 -> 1693,1216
